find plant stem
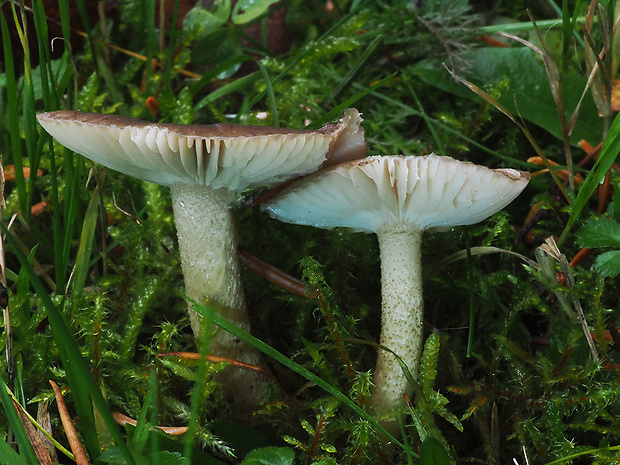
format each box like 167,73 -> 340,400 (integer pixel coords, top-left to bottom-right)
370,226 -> 424,423
170,184 -> 270,411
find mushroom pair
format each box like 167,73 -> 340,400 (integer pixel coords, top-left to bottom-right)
38,109 -> 529,425
263,154 -> 530,427
37,109 -> 367,411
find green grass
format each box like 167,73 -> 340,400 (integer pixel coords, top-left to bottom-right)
2,0 -> 620,464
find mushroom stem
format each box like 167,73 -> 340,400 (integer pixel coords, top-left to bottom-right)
370,226 -> 424,421
170,184 -> 269,410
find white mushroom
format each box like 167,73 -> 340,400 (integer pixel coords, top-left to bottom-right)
37,109 -> 366,411
263,154 -> 529,425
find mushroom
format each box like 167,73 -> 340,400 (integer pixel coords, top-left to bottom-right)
263,154 -> 529,424
37,109 -> 366,410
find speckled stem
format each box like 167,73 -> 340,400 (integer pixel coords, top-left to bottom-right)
370,226 -> 424,425
170,184 -> 270,411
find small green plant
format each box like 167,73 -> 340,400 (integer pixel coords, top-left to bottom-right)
576,215 -> 620,278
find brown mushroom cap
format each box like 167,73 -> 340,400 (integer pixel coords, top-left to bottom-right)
264,154 -> 530,233
37,109 -> 366,190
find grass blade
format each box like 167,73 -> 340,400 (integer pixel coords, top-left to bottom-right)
560,111 -> 620,244
69,186 -> 100,299
182,311 -> 213,465
403,76 -> 446,156
188,55 -> 253,97
163,0 -> 181,89
1,11 -> 27,215
58,0 -> 75,107
12,1 -> 38,220
0,378 -> 38,465
257,61 -> 279,126
194,73 -> 259,112
145,0 -> 156,96
61,153 -> 85,291
464,227 -> 475,358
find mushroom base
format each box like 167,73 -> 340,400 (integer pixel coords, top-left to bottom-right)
370,226 -> 424,431
170,184 -> 272,412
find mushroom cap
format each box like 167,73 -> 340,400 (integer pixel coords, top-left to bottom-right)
36,109 -> 366,190
263,154 -> 530,233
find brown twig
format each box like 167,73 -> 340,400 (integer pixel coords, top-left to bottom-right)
11,398 -> 53,464
577,140 -> 603,167
49,380 -> 89,465
570,248 -> 591,268
112,411 -> 188,435
238,249 -> 316,298
37,401 -> 58,462
248,178 -> 298,207
157,351 -> 265,373
578,140 -> 620,171
306,415 -> 328,465
598,171 -> 612,213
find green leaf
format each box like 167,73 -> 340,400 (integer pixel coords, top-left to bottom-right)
190,29 -> 243,71
575,217 -> 620,249
183,0 -> 231,38
240,447 -> 295,465
0,436 -> 28,465
145,451 -> 184,465
594,251 -> 620,278
96,448 -> 184,465
412,47 -> 602,145
434,404 -> 464,432
419,436 -> 451,465
232,0 -> 280,25
419,333 -> 440,396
